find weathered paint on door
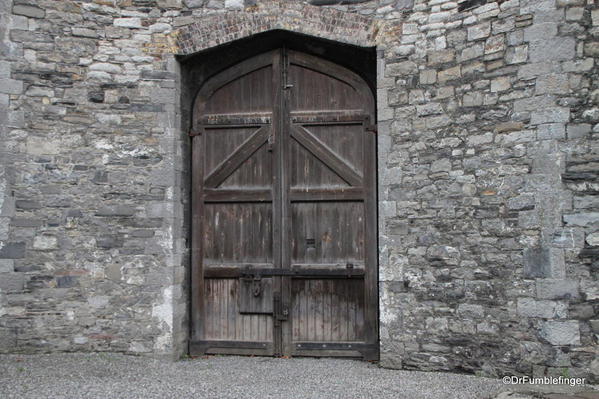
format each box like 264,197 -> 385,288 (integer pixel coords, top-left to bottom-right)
190,48 -> 378,359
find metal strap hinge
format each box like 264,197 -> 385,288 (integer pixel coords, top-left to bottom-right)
363,115 -> 376,134
189,127 -> 202,136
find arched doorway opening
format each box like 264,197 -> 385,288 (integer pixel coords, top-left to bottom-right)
183,33 -> 378,359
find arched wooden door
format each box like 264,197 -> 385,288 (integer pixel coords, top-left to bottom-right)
190,48 -> 377,359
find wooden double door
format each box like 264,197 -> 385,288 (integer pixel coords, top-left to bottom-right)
190,48 -> 377,359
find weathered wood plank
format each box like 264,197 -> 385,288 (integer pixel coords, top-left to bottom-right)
203,126 -> 270,188
289,187 -> 364,202
203,265 -> 365,278
204,189 -> 272,202
290,110 -> 366,124
199,112 -> 272,125
290,125 -> 363,187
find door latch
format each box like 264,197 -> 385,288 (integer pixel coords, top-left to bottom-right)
252,276 -> 262,297
277,306 -> 289,321
273,293 -> 289,323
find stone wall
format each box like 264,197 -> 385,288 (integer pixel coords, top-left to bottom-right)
0,0 -> 597,382
0,0 -> 188,357
375,0 -> 598,382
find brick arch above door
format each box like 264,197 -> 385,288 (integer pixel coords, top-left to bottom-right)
173,0 -> 403,56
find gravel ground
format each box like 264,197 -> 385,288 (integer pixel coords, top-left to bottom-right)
0,353 -> 506,399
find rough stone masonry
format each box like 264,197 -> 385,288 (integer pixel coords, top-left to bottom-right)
0,0 -> 598,383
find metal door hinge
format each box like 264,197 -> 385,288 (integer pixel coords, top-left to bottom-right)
189,127 -> 202,136
364,116 -> 376,134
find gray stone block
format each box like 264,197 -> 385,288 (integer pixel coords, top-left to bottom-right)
113,18 -> 142,28
567,124 -> 591,139
468,22 -> 491,41
540,320 -> 580,345
96,205 -> 136,217
497,129 -> 535,144
562,58 -> 594,73
129,103 -> 164,112
419,70 -> 436,85
530,107 -> 570,125
0,272 -> 25,292
536,279 -> 579,300
386,61 -> 418,76
537,123 -> 565,140
513,95 -> 556,112
523,247 -> 564,278
224,0 -> 243,8
427,49 -> 455,65
396,0 -> 414,10
584,42 -> 599,57
457,304 -> 484,318
519,210 -> 540,229
416,103 -> 443,116
0,259 -> 14,273
131,229 -> 155,238
460,43 -> 484,62
141,70 -> 177,80
523,22 -> 558,42
96,236 -> 123,249
551,229 -> 584,248
463,91 -> 483,107
507,194 -> 535,211
33,236 -> 58,251
581,281 -> 599,301
72,28 -> 99,38
574,196 -> 599,209
0,79 -> 23,95
529,37 -> 576,62
430,158 -> 452,173
0,242 -> 26,259
535,74 -> 569,95
505,45 -> 528,64
0,328 -> 17,350
88,296 -> 110,308
15,200 -> 41,210
56,276 -> 78,288
517,298 -> 568,318
586,233 -> 599,246
569,303 -> 594,320
183,0 -> 204,7
563,213 -> 599,227
12,5 -> 45,18
467,132 -> 493,146
0,61 -> 10,79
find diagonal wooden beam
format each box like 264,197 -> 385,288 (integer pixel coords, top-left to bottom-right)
203,126 -> 269,188
290,125 -> 363,187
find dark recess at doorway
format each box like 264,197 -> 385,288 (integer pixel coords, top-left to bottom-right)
179,30 -> 377,136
